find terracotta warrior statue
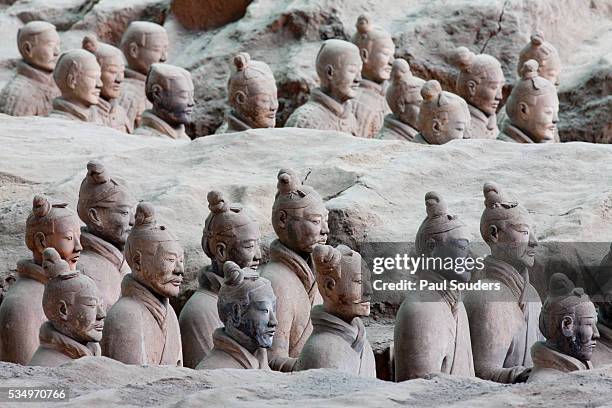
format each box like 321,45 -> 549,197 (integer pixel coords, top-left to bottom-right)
133,63 -> 194,140
350,14 -> 395,138
498,60 -> 559,143
285,39 -> 362,135
179,191 -> 262,368
217,52 -> 278,133
196,262 -> 276,370
378,59 -> 424,141
29,248 -> 105,367
49,49 -> 102,122
452,47 -> 504,139
295,244 -> 376,377
528,273 -> 598,382
101,202 -> 184,366
259,169 -> 329,372
77,160 -> 135,311
518,30 -> 561,88
463,183 -> 543,383
591,289 -> 612,367
0,21 -> 60,116
414,80 -> 470,144
118,21 -> 168,128
0,196 -> 82,364
394,192 -> 475,381
83,36 -> 132,133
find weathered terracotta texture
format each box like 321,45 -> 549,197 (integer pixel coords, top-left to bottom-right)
498,60 -> 559,144
29,248 -> 105,367
49,49 -> 102,122
378,59 -> 424,142
415,80 -> 470,144
463,183 -> 543,383
101,202 -> 184,366
285,39 -> 361,135
180,191 -> 262,369
133,63 -> 194,140
394,192 -> 475,381
76,160 -> 134,311
217,52 -> 278,133
83,36 -> 132,133
452,47 -> 504,140
350,15 -> 394,138
259,169 -> 328,372
196,261 -> 276,370
296,244 -> 375,377
118,21 -> 168,129
518,31 -> 561,88
0,196 -> 81,365
528,273 -> 598,382
0,21 -> 60,116
171,0 -> 252,31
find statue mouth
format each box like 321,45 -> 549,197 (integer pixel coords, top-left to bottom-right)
93,322 -> 104,331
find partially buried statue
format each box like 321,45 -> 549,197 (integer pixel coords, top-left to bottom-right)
518,30 -> 561,88
414,80 -> 470,144
217,52 -> 278,133
29,248 -> 105,367
0,196 -> 82,364
377,59 -> 424,141
82,36 -> 132,133
394,192 -> 474,381
49,49 -> 102,122
133,63 -> 194,140
179,191 -> 262,368
295,244 -> 376,377
452,47 -> 504,139
196,262 -> 276,370
0,21 -> 60,116
528,273 -> 598,382
498,60 -> 559,143
118,21 -> 168,128
101,202 -> 184,365
77,160 -> 135,311
259,169 -> 329,372
285,39 -> 362,135
463,183 -> 543,383
591,289 -> 612,367
350,14 -> 395,138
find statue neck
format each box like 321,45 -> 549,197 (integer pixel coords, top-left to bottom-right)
225,325 -> 259,354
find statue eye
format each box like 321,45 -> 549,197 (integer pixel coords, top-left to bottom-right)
65,236 -> 73,241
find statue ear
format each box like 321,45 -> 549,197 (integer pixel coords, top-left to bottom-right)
518,102 -> 530,119
34,231 -> 47,255
151,84 -> 163,105
22,41 -> 33,58
66,71 -> 78,90
325,65 -> 334,80
230,303 -> 242,326
431,118 -> 442,135
88,208 -> 103,228
234,91 -> 247,105
426,237 -> 437,254
58,300 -> 69,321
560,315 -> 575,338
466,80 -> 477,97
360,48 -> 369,63
277,210 -> 288,230
397,99 -> 406,114
322,275 -> 336,298
215,242 -> 227,262
132,250 -> 142,272
128,42 -> 139,59
488,224 -> 499,243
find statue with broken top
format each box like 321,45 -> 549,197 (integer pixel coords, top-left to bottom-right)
285,39 -> 361,135
29,248 -> 105,367
101,202 -> 184,366
394,192 -> 475,381
295,244 -> 376,377
0,21 -> 60,116
196,262 -> 276,370
0,196 -> 82,364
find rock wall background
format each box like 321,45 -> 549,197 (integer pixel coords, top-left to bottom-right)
0,0 -> 610,141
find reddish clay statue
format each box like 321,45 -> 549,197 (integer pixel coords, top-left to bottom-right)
0,21 -> 60,116
0,196 -> 81,364
180,191 -> 262,368
29,248 -> 105,367
518,31 -> 561,88
101,202 -> 184,366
